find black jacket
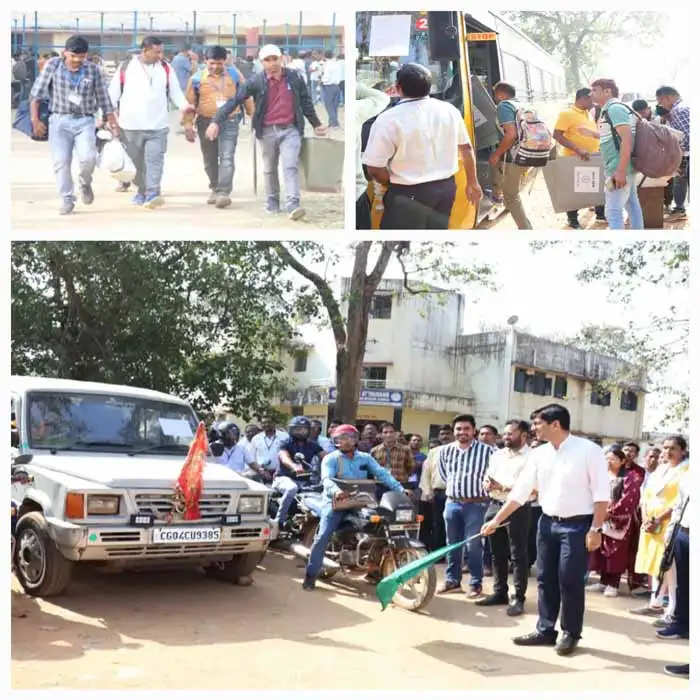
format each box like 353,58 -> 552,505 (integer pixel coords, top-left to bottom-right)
213,68 -> 321,138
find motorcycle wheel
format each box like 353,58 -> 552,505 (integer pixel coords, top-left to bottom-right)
380,547 -> 436,612
301,520 -> 337,580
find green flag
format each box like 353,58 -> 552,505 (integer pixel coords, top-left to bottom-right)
376,538 -> 467,611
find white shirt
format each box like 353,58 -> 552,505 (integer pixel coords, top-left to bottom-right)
419,445 -> 447,501
290,58 -> 305,75
509,434 -> 609,518
215,444 -> 253,473
250,429 -> 289,471
363,96 -> 471,185
109,56 -> 188,130
485,444 -> 531,501
317,435 -> 334,453
321,59 -> 343,85
310,60 -> 323,81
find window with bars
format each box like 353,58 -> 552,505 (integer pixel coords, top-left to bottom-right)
620,390 -> 638,412
370,294 -> 393,319
590,389 -> 611,407
554,376 -> 568,399
293,350 -> 308,372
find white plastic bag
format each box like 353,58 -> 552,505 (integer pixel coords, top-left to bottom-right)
97,138 -> 137,182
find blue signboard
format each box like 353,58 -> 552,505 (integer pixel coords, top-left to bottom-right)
329,387 -> 403,407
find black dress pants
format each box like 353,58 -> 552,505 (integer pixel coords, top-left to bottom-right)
380,176 -> 457,229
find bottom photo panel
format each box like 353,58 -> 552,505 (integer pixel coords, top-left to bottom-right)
10,239 -> 689,690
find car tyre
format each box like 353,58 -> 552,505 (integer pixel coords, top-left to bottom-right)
205,551 -> 264,584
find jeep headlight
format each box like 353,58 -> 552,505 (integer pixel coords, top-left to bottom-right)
238,495 -> 263,514
86,495 -> 120,515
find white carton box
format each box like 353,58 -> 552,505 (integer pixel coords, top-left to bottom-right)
543,154 -> 605,213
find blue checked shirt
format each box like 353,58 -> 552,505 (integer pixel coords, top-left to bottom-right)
668,99 -> 689,154
438,440 -> 493,500
30,57 -> 114,117
321,450 -> 403,504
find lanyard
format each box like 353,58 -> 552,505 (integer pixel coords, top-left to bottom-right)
67,65 -> 85,91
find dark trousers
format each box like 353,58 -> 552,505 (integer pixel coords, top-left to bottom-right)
673,157 -> 689,210
673,529 -> 689,634
486,500 -> 531,601
566,210 -> 579,225
356,191 -> 371,230
380,176 -> 456,229
528,505 -> 542,568
536,513 -> 592,640
431,489 -> 447,550
418,500 -> 433,548
594,204 -> 606,220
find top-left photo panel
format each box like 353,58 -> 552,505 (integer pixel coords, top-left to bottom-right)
10,10 -> 345,233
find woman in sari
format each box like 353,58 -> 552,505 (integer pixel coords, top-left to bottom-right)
630,435 -> 688,624
588,448 -> 643,596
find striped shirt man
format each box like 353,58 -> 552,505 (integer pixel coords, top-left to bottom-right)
438,440 -> 494,500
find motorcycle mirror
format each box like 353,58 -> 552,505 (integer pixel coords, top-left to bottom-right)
12,453 -> 33,466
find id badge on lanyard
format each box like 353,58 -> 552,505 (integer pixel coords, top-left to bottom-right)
68,66 -> 85,107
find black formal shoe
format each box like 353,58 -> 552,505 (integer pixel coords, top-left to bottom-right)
302,575 -> 316,591
513,631 -> 556,646
555,632 -> 579,656
437,580 -> 462,594
663,664 -> 689,679
507,599 -> 525,616
475,593 -> 508,606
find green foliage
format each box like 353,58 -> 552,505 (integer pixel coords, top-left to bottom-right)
11,242 -> 300,419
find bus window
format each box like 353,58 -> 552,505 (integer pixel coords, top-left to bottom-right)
501,51 -> 531,101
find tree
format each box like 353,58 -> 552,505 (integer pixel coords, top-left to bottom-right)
11,242 -> 300,419
505,11 -> 665,91
266,241 -> 495,423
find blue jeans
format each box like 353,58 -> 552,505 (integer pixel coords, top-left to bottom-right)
306,502 -> 344,579
48,114 -> 97,201
444,499 -> 488,587
197,115 -> 240,195
673,528 -> 689,635
271,476 -> 298,525
536,514 -> 592,640
673,159 -> 689,210
311,80 -> 321,104
121,128 -> 169,197
321,83 -> 341,127
604,179 -> 644,230
260,125 -> 302,212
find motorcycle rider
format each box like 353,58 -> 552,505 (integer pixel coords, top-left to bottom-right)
209,421 -> 258,475
303,424 -> 406,590
273,417 -> 327,537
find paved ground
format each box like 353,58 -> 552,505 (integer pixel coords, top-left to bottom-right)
11,550 -> 689,690
10,104 -> 344,234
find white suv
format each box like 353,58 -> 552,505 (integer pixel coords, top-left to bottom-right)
10,376 -> 271,597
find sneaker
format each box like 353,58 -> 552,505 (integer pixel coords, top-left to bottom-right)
437,580 -> 462,594
302,575 -> 316,591
629,604 -> 664,616
207,190 -> 217,205
59,198 -> 75,215
513,631 -> 557,646
474,593 -> 508,606
629,585 -> 648,596
586,583 -> 605,593
507,599 -> 525,616
665,208 -> 687,221
143,194 -> 164,209
131,193 -> 146,206
288,206 -> 306,221
663,663 -> 689,679
603,585 -> 619,597
265,205 -> 281,215
467,585 -> 483,599
215,195 -> 232,209
656,625 -> 688,640
80,184 -> 94,205
653,615 -> 675,628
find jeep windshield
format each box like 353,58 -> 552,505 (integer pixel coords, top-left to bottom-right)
27,391 -> 197,454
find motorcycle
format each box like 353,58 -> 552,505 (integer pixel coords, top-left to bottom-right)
11,453 -> 33,569
291,478 -> 436,611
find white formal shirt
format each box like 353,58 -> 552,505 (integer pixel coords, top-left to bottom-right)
290,58 -> 305,75
321,58 -> 343,85
109,56 -> 188,130
485,444 -> 532,501
317,435 -> 335,453
249,429 -> 289,471
215,444 -> 253,473
363,96 -> 470,185
509,434 -> 609,517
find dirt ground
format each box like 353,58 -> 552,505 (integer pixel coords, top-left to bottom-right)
11,550 -> 689,690
10,104 -> 344,234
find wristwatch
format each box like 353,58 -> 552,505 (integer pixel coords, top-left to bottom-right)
590,526 -> 603,534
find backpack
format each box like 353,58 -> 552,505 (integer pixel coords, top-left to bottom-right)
190,66 -> 241,106
504,100 -> 553,167
12,58 -> 59,141
603,102 -> 682,179
119,58 -> 171,100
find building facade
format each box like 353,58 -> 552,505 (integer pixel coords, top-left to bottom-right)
277,279 -> 646,445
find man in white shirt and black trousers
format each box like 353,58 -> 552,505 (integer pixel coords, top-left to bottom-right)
482,404 -> 609,656
437,414 -> 493,599
363,63 -> 482,229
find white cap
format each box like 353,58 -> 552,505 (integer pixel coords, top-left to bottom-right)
259,44 -> 281,60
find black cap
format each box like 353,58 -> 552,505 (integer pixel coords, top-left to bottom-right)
65,35 -> 89,54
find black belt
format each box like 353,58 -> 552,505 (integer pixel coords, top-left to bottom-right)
680,526 -> 689,534
545,513 -> 591,523
55,112 -> 94,118
433,488 -> 446,493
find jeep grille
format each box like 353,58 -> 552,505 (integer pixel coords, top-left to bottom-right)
133,492 -> 232,521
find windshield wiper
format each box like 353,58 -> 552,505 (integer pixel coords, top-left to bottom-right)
127,444 -> 189,457
48,440 -> 135,454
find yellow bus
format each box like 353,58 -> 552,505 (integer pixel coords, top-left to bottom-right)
357,10 -> 568,228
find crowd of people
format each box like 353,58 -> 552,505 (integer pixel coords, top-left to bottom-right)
22,35 -> 345,219
207,406 -> 689,675
357,65 -> 690,230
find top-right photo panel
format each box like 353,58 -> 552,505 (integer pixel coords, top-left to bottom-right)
356,10 -> 690,231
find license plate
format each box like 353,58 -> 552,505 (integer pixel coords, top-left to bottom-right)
151,527 -> 221,544
395,509 -> 414,523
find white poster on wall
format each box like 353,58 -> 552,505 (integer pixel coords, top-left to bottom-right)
369,14 -> 412,57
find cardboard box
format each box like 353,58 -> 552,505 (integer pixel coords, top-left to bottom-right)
543,154 -> 605,213
299,137 -> 344,193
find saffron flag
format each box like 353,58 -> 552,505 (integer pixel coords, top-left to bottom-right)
175,421 -> 209,521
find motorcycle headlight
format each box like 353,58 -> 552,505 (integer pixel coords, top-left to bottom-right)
238,495 -> 264,514
86,495 -> 120,515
